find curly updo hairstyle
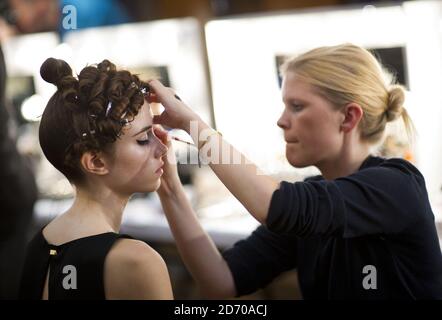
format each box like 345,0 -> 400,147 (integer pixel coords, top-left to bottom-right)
39,58 -> 149,184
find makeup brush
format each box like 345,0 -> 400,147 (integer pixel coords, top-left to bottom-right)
170,135 -> 195,146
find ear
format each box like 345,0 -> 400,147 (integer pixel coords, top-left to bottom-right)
79,151 -> 109,176
340,102 -> 363,133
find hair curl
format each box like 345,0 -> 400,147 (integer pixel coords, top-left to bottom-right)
39,58 -> 149,184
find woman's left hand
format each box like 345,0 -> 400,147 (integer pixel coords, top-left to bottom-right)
153,125 -> 182,197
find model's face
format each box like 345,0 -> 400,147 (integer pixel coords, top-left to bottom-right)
277,72 -> 344,168
102,102 -> 167,196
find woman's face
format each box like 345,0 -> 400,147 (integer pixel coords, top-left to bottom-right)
102,102 -> 168,195
277,71 -> 345,168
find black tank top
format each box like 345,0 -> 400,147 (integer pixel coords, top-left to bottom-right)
19,228 -> 132,300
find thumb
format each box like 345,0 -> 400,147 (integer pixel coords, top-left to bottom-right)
153,126 -> 170,146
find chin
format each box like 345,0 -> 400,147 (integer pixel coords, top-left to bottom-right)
137,179 -> 161,193
286,152 -> 311,168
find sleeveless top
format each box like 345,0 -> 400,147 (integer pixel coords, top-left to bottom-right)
19,228 -> 132,300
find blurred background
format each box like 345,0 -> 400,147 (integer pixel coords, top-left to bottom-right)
1,0 -> 441,299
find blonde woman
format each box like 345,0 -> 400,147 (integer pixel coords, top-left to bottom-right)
150,44 -> 442,299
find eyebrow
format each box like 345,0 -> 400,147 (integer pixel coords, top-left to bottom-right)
131,125 -> 153,137
283,97 -> 309,104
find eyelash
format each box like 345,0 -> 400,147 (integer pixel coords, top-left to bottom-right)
137,139 -> 150,146
137,132 -> 151,146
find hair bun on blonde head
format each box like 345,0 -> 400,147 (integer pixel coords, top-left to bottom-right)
386,85 -> 405,122
40,57 -> 73,88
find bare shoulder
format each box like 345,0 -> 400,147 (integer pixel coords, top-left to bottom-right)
104,238 -> 173,300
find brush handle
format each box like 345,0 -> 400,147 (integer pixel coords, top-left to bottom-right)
170,136 -> 194,146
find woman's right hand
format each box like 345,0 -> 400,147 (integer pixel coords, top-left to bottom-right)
147,80 -> 201,133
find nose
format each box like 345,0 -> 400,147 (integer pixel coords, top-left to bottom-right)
152,131 -> 169,158
277,108 -> 290,130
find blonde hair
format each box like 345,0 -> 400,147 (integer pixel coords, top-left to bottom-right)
280,43 -> 415,144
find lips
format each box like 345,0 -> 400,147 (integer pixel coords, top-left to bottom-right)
284,135 -> 299,143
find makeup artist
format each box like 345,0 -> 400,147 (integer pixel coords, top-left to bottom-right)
150,43 -> 442,299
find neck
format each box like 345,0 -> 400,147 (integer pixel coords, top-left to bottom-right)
317,138 -> 371,181
66,185 -> 129,233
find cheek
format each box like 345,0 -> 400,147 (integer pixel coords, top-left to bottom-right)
109,145 -> 161,192
297,112 -> 340,144
286,113 -> 342,164
112,145 -> 151,176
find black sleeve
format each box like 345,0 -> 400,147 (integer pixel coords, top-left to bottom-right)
222,225 -> 298,297
267,159 -> 428,238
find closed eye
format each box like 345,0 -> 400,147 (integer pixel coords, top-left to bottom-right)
137,139 -> 150,145
290,103 -> 304,112
136,130 -> 152,146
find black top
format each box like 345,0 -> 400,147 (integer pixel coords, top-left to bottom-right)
223,156 -> 442,299
19,229 -> 132,300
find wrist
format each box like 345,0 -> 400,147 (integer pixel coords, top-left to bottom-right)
183,115 -> 207,134
158,180 -> 187,204
159,174 -> 181,192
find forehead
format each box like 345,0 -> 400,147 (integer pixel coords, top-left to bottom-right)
121,101 -> 153,136
281,72 -> 317,102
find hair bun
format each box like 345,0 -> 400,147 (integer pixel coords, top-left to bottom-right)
386,85 -> 405,122
40,57 -> 73,87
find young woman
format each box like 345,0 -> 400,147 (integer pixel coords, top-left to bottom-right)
19,58 -> 173,300
149,43 -> 442,299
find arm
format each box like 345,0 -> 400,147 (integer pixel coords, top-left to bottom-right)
104,239 -> 174,300
222,225 -> 298,296
148,81 -> 424,239
148,80 -> 279,224
267,161 -> 426,238
154,127 -> 236,299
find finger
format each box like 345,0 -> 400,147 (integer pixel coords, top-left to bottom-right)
153,125 -> 169,139
153,126 -> 170,146
148,80 -> 176,103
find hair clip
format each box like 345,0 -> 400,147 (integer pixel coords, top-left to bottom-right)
140,86 -> 149,95
120,118 -> 129,126
81,130 -> 95,139
105,101 -> 112,117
